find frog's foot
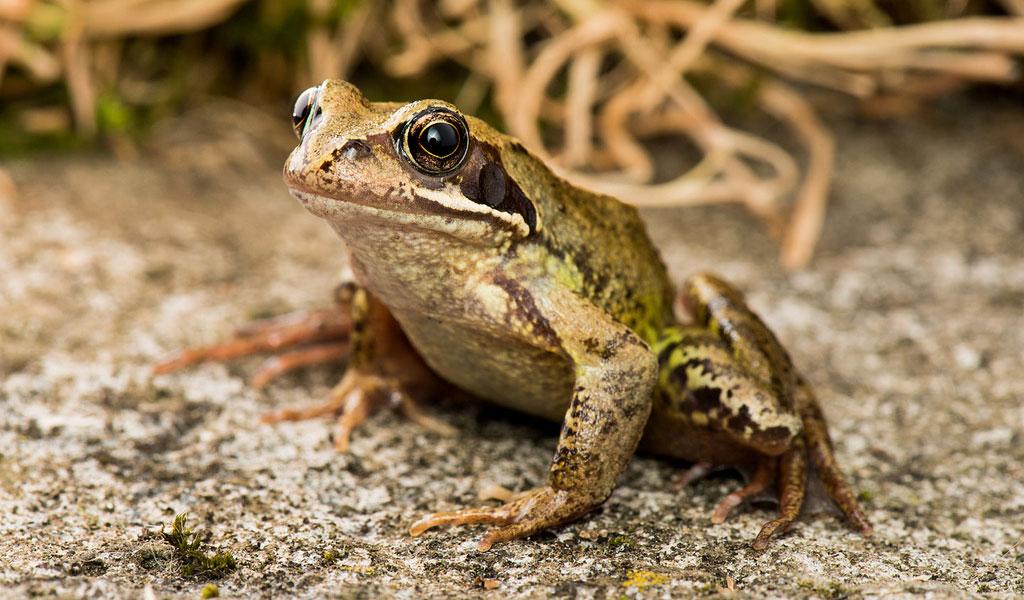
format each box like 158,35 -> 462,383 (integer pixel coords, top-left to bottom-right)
409,486 -> 593,551
752,444 -> 807,550
152,307 -> 352,386
261,368 -> 455,452
709,459 -> 774,524
744,422 -> 871,550
798,394 -> 874,537
673,461 -> 713,489
249,342 -> 350,388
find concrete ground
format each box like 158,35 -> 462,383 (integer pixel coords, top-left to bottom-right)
1,94 -> 1022,598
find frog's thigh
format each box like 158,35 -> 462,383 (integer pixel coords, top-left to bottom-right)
681,271 -> 799,396
657,326 -> 801,457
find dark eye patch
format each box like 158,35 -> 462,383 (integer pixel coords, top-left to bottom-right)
478,163 -> 507,208
462,160 -> 537,233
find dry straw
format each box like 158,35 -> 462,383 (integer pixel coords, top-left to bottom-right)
2,0 -> 1023,267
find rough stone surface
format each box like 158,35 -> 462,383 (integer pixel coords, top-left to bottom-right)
1,95 -> 1022,599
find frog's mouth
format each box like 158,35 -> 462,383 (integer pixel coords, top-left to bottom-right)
289,187 -> 480,222
287,188 -> 527,242
286,163 -> 533,238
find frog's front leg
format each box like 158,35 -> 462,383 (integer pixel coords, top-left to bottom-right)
410,293 -> 658,551
263,284 -> 455,451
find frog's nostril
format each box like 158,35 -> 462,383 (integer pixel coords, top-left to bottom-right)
340,140 -> 371,160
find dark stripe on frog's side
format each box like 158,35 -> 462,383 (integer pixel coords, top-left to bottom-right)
497,139 -> 675,346
490,272 -> 561,348
728,406 -> 794,449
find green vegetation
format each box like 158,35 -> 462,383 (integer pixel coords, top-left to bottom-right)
161,513 -> 237,579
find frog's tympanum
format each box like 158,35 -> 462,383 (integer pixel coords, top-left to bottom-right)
156,80 -> 871,551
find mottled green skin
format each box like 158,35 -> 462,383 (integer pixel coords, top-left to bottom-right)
499,146 -> 675,346
283,80 -> 868,549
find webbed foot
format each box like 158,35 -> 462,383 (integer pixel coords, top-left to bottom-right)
409,486 -> 592,551
262,367 -> 454,452
261,284 -> 454,451
153,283 -> 455,451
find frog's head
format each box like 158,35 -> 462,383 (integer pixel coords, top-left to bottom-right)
284,80 -> 537,245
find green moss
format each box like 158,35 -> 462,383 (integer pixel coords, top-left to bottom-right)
162,513 -> 237,579
607,535 -> 634,549
857,489 -> 874,503
200,583 -> 220,598
96,92 -> 135,135
622,569 -> 667,589
322,547 -> 348,563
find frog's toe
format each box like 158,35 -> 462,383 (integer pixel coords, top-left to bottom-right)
673,462 -> 713,489
152,307 -> 351,377
250,342 -> 350,388
261,369 -> 451,452
410,486 -> 591,551
396,394 -> 457,437
710,459 -> 774,524
409,505 -> 517,539
749,444 -> 808,550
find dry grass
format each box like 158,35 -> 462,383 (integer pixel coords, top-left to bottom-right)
2,0 -> 1023,266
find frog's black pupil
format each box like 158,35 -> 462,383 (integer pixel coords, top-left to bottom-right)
420,122 -> 459,157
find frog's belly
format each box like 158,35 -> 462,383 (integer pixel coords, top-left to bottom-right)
395,315 -> 574,422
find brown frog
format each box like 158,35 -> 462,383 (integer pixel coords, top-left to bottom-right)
155,80 -> 871,551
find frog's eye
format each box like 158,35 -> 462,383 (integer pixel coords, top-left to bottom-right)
399,108 -> 470,176
292,87 -> 320,139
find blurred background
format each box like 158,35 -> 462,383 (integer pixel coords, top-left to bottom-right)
2,0 -> 1023,265
2,2 -> 1023,597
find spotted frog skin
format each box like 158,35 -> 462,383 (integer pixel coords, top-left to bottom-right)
158,80 -> 871,551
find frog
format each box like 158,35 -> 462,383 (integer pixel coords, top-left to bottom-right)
154,79 -> 872,552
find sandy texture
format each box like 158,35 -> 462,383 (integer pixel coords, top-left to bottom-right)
1,96 -> 1022,599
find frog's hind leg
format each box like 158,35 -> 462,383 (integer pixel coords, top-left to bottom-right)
677,272 -> 871,547
152,284 -> 354,385
794,379 -> 873,535
752,441 -> 808,549
750,383 -> 872,549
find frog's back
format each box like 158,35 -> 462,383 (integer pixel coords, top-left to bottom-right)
501,143 -> 675,344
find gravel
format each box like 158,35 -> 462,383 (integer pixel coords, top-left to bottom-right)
1,94 -> 1022,598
